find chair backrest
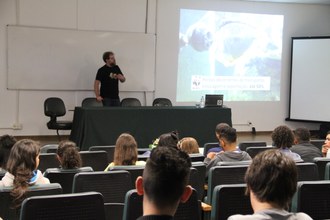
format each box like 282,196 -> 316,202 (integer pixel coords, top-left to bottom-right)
104,203 -> 125,220
79,150 -> 109,171
40,144 -> 59,153
72,171 -> 133,203
43,167 -> 93,194
108,165 -> 145,187
325,162 -> 330,180
82,97 -> 103,107
120,98 -> 141,107
203,142 -> 220,157
152,98 -> 172,107
38,153 -> 60,172
291,180 -> 330,219
123,189 -> 201,220
20,192 -> 105,220
295,162 -> 319,181
189,153 -> 205,162
238,141 -> 267,151
313,157 -> 330,179
89,145 -> 116,164
0,183 -> 62,220
246,146 -> 273,158
310,139 -> 325,151
206,165 -> 249,204
189,167 -> 205,201
211,184 -> 253,220
44,97 -> 67,119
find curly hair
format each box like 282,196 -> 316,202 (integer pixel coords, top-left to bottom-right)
6,139 -> 40,208
0,135 -> 17,168
271,125 -> 294,149
57,140 -> 81,169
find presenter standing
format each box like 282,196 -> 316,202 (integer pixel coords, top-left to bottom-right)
94,51 -> 126,106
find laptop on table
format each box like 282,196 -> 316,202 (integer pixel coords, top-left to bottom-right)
205,94 -> 224,107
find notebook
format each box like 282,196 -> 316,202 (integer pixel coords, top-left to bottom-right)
204,94 -> 224,107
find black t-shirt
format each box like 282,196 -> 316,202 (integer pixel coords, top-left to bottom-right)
95,65 -> 123,99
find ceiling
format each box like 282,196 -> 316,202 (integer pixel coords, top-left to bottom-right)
244,0 -> 330,4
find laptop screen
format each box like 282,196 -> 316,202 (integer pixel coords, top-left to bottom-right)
205,94 -> 224,107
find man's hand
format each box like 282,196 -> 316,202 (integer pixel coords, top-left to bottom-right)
96,96 -> 103,102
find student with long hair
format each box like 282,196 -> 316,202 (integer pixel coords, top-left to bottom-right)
0,139 -> 50,208
105,133 -> 145,171
56,140 -> 82,169
0,135 -> 17,171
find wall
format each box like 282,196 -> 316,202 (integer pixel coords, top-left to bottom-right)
0,0 -> 329,137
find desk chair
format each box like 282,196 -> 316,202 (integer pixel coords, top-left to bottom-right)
72,171 -> 133,203
38,153 -> 60,173
152,98 -> 172,106
325,162 -> 330,180
73,171 -> 132,220
291,180 -> 330,219
189,153 -> 205,162
191,162 -> 207,201
211,184 -> 253,220
40,144 -> 59,153
310,139 -> 325,151
44,97 -> 72,140
108,165 -> 145,187
246,146 -> 273,158
296,162 -> 319,181
89,145 -> 116,164
82,97 -> 103,107
20,192 -> 105,220
120,98 -> 141,107
313,157 -> 330,179
79,150 -> 108,171
0,183 -> 62,220
238,141 -> 267,151
206,165 -> 249,205
43,167 -> 93,193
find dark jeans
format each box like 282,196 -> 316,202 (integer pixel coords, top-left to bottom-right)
102,98 -> 120,107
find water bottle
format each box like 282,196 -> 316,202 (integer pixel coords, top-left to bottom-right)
200,96 -> 205,108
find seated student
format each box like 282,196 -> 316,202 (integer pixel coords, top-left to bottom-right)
135,146 -> 193,219
105,133 -> 146,171
178,137 -> 200,154
322,130 -> 330,157
204,123 -> 252,177
205,123 -> 228,155
228,149 -> 312,220
0,135 -> 17,172
49,140 -> 84,170
142,131 -> 180,157
271,125 -> 303,162
291,127 -> 322,162
0,139 -> 50,208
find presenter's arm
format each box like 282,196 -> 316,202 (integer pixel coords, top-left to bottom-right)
94,80 -> 103,102
116,73 -> 126,83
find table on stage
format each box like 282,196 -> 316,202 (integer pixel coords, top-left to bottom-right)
69,106 -> 232,151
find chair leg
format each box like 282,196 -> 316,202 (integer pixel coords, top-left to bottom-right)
56,130 -> 61,141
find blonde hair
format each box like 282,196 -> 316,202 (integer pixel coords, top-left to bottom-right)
113,133 -> 138,165
178,137 -> 200,154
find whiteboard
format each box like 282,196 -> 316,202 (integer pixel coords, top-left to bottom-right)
7,25 -> 156,91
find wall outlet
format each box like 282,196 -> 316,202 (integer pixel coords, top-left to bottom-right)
12,123 -> 23,130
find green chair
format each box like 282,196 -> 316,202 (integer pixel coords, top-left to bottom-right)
0,183 -> 62,220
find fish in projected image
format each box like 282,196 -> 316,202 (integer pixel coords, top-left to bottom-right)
180,11 -> 281,77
